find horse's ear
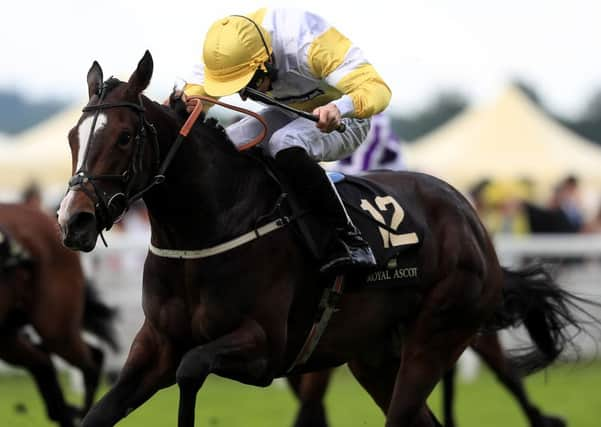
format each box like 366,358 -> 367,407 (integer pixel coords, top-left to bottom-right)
127,50 -> 153,95
87,61 -> 103,99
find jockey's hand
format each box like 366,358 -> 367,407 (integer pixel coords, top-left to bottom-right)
313,104 -> 341,133
182,93 -> 204,114
163,90 -> 183,106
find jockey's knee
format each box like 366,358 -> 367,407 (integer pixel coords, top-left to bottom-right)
267,130 -> 310,159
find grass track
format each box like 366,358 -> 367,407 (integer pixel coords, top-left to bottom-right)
1,361 -> 600,426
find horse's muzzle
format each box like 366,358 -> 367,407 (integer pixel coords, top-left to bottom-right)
62,212 -> 98,252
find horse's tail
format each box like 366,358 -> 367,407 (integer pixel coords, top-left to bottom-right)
83,279 -> 120,352
486,265 -> 596,375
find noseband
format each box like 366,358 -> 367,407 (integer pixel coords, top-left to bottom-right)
67,80 -> 159,232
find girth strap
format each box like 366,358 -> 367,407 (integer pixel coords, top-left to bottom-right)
148,217 -> 289,259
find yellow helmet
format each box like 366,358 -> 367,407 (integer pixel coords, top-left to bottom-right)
202,15 -> 272,97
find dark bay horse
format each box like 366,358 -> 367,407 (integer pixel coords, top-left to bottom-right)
0,203 -> 118,427
288,331 -> 566,427
57,51 -> 583,427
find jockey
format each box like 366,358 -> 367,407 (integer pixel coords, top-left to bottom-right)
182,8 -> 392,273
333,112 -> 405,174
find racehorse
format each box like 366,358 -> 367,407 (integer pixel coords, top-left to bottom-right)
0,203 -> 118,427
288,331 -> 566,427
57,51 -> 584,427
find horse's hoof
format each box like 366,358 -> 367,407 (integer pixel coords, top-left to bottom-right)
543,416 -> 567,427
534,415 -> 567,427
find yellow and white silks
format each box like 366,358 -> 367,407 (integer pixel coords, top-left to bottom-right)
184,8 -> 392,161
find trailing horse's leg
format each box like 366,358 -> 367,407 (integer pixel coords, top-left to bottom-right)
386,270 -> 490,427
288,370 -> 332,427
472,334 -> 566,427
79,342 -> 104,415
51,332 -> 104,416
0,333 -> 75,427
176,317 -> 270,427
81,320 -> 177,427
441,366 -> 457,427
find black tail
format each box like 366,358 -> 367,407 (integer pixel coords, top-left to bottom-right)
487,265 -> 597,375
83,279 -> 120,352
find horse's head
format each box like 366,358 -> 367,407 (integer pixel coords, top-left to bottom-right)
58,51 -> 158,251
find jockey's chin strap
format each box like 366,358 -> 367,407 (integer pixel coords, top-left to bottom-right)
67,87 -> 268,242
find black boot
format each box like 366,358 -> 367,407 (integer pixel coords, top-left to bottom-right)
275,147 -> 376,273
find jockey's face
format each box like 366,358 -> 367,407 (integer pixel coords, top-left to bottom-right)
254,75 -> 271,92
239,75 -> 272,101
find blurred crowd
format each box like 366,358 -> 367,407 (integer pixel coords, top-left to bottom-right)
14,111 -> 601,241
469,174 -> 601,236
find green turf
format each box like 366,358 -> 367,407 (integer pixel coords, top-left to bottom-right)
1,361 -> 600,426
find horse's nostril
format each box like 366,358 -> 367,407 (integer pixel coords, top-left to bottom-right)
67,212 -> 97,234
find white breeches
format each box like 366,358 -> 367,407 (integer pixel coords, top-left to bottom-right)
226,107 -> 371,161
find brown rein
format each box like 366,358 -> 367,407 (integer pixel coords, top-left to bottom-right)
181,96 -> 268,151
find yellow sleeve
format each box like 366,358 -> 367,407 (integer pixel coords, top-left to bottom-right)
183,83 -> 209,97
334,64 -> 392,118
307,28 -> 391,118
183,83 -> 220,112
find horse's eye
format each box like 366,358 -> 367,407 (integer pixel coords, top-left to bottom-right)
117,132 -> 132,147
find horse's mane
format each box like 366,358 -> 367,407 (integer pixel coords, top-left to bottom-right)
103,77 -> 122,94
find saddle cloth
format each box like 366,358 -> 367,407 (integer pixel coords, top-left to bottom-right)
330,172 -> 423,268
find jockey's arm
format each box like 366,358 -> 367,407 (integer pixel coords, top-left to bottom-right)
307,26 -> 392,124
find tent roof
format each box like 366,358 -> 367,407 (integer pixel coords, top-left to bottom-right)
0,105 -> 81,192
404,86 -> 601,192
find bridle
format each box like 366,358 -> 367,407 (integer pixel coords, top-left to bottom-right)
67,80 -> 160,235
67,79 -> 268,242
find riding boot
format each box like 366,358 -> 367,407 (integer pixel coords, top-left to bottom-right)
274,147 -> 376,273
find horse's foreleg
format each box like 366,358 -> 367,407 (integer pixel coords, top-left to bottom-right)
46,331 -> 105,416
0,332 -> 75,427
176,317 -> 270,427
289,370 -> 332,427
81,320 -> 177,427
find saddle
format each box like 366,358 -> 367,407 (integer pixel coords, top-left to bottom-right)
0,227 -> 32,272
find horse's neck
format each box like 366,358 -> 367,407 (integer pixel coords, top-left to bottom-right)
143,103 -> 278,249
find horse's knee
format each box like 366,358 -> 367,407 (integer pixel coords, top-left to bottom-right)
175,348 -> 210,386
